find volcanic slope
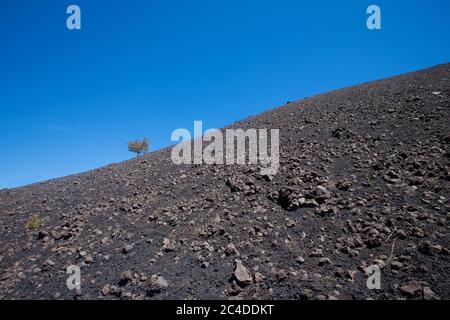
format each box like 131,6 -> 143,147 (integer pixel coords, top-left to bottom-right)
0,63 -> 449,300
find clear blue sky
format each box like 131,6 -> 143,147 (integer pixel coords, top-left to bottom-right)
0,0 -> 449,188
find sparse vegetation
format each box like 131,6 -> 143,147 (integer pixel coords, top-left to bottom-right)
26,215 -> 42,230
128,138 -> 149,157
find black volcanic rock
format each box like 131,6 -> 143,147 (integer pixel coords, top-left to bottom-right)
0,64 -> 449,300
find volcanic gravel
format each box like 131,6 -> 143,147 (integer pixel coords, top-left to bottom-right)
0,64 -> 449,300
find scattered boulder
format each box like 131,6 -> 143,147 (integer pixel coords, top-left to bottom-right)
122,244 -> 133,254
314,186 -> 331,201
147,275 -> 168,296
162,238 -> 175,252
42,259 -> 55,271
399,281 -> 423,298
119,270 -> 133,286
233,260 -> 253,286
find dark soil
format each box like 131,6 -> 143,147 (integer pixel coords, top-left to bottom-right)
0,63 -> 449,300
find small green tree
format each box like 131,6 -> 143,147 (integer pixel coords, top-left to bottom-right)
128,138 -> 149,157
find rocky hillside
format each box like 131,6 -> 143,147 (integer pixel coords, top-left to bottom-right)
0,64 -> 449,300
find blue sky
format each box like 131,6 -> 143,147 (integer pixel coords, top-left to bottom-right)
0,0 -> 449,188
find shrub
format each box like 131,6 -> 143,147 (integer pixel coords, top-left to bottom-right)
26,215 -> 43,230
128,138 -> 149,157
